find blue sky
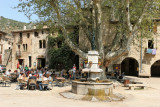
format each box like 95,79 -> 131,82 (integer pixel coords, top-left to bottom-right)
0,0 -> 37,23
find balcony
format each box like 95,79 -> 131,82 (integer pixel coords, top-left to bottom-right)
16,51 -> 21,57
17,39 -> 23,44
145,48 -> 156,55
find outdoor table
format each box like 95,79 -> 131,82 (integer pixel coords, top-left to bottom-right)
55,77 -> 65,87
56,77 -> 65,81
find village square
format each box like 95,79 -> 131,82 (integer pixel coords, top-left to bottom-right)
0,0 -> 160,107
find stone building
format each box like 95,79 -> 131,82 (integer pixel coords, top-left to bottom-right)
113,19 -> 160,77
0,31 -> 13,69
11,26 -> 49,70
78,6 -> 160,77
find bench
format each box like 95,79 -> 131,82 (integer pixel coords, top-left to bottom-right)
128,84 -> 146,90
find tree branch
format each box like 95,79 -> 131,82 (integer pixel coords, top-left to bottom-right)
50,0 -> 87,59
93,0 -> 104,59
74,0 -> 92,45
133,1 -> 149,31
126,0 -> 132,32
105,29 -> 138,61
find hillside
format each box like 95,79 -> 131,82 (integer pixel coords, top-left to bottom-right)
0,16 -> 28,34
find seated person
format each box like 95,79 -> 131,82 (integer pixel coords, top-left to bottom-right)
29,73 -> 37,80
5,69 -> 11,77
28,73 -> 37,90
37,74 -> 43,90
41,75 -> 49,90
17,73 -> 27,89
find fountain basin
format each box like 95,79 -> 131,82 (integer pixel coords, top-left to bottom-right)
72,81 -> 113,95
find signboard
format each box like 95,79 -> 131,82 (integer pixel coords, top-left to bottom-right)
113,64 -> 121,70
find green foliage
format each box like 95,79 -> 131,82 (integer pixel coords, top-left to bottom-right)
0,16 -> 27,34
16,0 -> 160,61
16,0 -> 160,42
48,35 -> 77,70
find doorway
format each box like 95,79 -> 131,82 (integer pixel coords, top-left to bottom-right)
121,58 -> 139,76
151,60 -> 160,77
37,58 -> 46,69
18,59 -> 24,66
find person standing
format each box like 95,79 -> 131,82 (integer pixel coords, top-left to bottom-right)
72,64 -> 76,80
25,65 -> 28,71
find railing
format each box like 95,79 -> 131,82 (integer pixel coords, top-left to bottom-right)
145,48 -> 156,55
16,51 -> 21,57
18,39 -> 23,44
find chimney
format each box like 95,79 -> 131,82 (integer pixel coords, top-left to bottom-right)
33,25 -> 36,29
23,25 -> 26,30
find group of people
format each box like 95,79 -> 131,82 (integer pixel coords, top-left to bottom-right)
18,66 -> 53,90
17,71 -> 52,90
1,64 -> 83,90
60,64 -> 82,80
2,65 -> 53,90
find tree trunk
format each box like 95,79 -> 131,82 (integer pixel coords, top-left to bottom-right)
101,65 -> 107,80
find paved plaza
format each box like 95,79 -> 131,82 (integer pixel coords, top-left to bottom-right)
0,77 -> 160,107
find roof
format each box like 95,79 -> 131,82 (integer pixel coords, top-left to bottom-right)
11,28 -> 49,33
0,31 -> 7,35
153,18 -> 160,22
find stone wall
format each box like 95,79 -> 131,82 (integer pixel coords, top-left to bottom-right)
78,7 -> 160,77
11,29 -> 49,70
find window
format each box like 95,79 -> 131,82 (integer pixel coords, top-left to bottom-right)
26,44 -> 27,51
23,44 -> 27,51
27,33 -> 30,38
148,40 -> 154,49
39,40 -> 42,48
20,33 -> 22,41
29,56 -> 32,67
43,40 -> 46,48
34,32 -> 39,37
23,44 -> 25,51
18,45 -> 20,50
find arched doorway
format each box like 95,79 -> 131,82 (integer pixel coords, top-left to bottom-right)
121,58 -> 139,76
151,60 -> 160,77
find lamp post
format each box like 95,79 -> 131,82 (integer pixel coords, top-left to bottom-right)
92,31 -> 96,50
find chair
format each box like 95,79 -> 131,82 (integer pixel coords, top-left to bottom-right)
0,76 -> 3,86
10,73 -> 18,82
2,76 -> 11,87
41,80 -> 49,90
28,79 -> 36,90
17,79 -> 27,90
48,77 -> 54,87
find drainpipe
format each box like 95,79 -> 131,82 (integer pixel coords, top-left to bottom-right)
140,30 -> 143,74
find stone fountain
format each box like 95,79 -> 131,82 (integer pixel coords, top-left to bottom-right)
61,51 -> 124,101
82,51 -> 103,80
72,51 -> 114,98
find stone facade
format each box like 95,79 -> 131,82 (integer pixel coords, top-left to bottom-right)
11,27 -> 49,70
78,6 -> 160,77
106,20 -> 160,77
0,31 -> 12,69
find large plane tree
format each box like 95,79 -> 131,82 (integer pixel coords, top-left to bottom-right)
17,0 -> 160,78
